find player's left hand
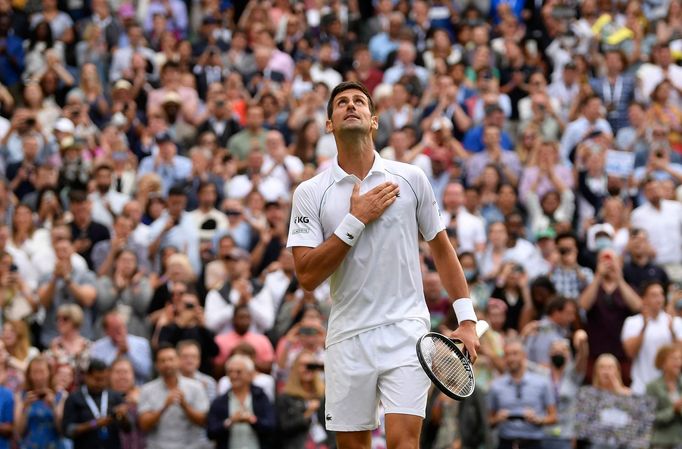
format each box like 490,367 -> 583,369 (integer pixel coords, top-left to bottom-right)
450,321 -> 479,363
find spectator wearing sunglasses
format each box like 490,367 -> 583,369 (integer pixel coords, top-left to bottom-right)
488,338 -> 557,449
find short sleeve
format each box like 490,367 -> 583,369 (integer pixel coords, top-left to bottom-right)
413,169 -> 445,241
621,315 -> 642,342
287,183 -> 325,248
542,378 -> 556,407
189,383 -> 210,413
137,385 -> 156,414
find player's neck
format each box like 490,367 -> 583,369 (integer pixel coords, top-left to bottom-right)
336,136 -> 376,180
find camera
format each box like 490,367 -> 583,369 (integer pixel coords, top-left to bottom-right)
25,117 -> 36,127
299,327 -> 319,336
305,362 -> 324,371
655,150 -> 665,159
184,302 -> 195,310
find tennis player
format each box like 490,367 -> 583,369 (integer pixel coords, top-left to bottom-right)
287,81 -> 479,449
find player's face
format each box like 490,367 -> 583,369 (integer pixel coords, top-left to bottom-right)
326,88 -> 378,135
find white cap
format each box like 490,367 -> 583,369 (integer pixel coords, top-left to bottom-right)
54,118 -> 75,134
587,223 -> 615,251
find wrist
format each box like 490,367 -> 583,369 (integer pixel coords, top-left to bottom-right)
334,213 -> 365,247
453,298 -> 477,323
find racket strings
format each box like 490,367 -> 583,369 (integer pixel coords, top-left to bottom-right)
422,337 -> 473,396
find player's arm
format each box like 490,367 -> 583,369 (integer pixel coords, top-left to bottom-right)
428,229 -> 480,361
292,182 -> 399,291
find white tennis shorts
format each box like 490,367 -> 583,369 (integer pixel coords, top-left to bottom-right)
324,319 -> 431,431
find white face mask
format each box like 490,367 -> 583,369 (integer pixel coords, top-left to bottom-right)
595,236 -> 612,251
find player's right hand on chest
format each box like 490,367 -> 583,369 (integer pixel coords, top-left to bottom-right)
350,182 -> 400,225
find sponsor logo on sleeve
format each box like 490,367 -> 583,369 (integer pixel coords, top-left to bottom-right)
293,216 -> 310,224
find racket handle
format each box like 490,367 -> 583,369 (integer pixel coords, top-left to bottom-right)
475,320 -> 489,337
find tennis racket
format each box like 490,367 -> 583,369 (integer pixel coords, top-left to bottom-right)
416,320 -> 489,400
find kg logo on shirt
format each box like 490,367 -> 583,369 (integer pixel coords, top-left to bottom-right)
293,216 -> 309,224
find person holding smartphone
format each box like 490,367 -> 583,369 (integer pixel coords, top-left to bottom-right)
156,292 -> 219,375
15,356 -> 65,449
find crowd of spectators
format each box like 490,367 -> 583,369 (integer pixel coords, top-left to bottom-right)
0,0 -> 680,449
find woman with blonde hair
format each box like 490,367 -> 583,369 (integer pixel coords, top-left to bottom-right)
44,304 -> 91,378
592,353 -> 631,396
2,320 -> 38,373
276,350 -> 328,449
77,62 -> 110,127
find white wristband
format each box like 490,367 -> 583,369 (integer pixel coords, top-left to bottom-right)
453,298 -> 477,323
334,213 -> 365,247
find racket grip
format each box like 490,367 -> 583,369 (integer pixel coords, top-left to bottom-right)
475,320 -> 489,337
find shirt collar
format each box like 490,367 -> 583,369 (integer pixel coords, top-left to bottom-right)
332,150 -> 386,183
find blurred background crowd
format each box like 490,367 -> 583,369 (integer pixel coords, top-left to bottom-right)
0,0 -> 680,448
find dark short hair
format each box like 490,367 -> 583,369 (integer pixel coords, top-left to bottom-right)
639,279 -> 664,297
86,358 -> 109,374
327,81 -> 375,119
155,342 -> 177,361
546,296 -> 571,315
555,231 -> 578,246
167,185 -> 187,197
68,190 -> 88,204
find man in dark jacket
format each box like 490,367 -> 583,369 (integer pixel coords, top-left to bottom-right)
207,354 -> 276,449
62,359 -> 130,449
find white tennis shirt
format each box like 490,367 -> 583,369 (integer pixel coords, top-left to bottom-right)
287,152 -> 444,347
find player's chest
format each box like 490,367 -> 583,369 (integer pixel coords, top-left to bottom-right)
319,176 -> 417,237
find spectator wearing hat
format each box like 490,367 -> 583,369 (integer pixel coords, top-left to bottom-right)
137,131 -> 192,195
631,178 -> 682,278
